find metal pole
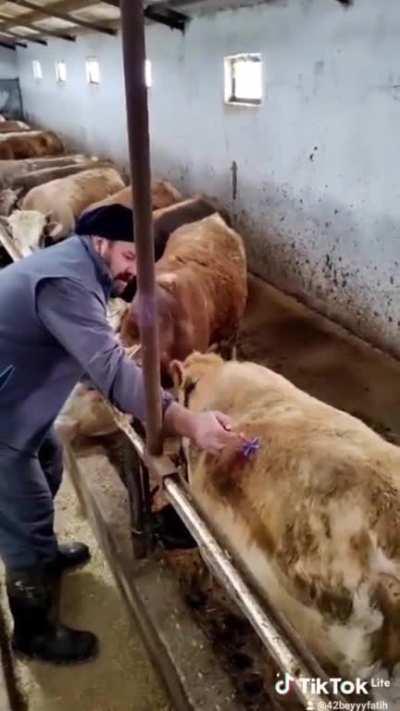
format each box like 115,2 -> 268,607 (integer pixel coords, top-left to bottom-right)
120,0 -> 163,456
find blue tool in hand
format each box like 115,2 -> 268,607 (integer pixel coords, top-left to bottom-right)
240,437 -> 261,460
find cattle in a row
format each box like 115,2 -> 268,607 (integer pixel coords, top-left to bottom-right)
6,172 -> 186,249
4,118 -> 399,684
83,180 -> 183,213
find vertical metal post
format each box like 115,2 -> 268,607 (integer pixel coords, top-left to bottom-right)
120,0 -> 163,456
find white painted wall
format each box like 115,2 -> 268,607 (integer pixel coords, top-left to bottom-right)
17,35 -> 128,167
16,0 -> 400,358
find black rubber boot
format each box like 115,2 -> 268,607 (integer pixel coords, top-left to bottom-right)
6,567 -> 99,665
54,542 -> 91,574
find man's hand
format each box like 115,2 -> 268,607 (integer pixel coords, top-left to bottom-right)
189,411 -> 245,453
163,402 -> 244,454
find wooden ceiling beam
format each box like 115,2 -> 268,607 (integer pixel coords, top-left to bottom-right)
0,38 -> 16,49
0,10 -> 75,41
3,27 -> 47,43
0,0 -> 94,20
0,33 -> 28,47
5,0 -> 117,35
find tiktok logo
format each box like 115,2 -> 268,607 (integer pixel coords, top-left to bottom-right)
275,673 -> 293,695
275,672 -> 370,697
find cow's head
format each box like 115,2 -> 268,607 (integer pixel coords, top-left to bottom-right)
151,180 -> 183,210
120,280 -> 178,380
6,209 -> 65,253
169,351 -> 224,409
7,209 -> 48,252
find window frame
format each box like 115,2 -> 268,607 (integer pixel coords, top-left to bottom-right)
224,53 -> 263,107
86,57 -> 101,86
145,59 -> 152,88
32,59 -> 43,81
55,60 -> 67,84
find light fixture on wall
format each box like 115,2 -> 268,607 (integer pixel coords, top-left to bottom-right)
86,57 -> 101,85
32,60 -> 43,81
224,53 -> 263,106
55,61 -> 67,84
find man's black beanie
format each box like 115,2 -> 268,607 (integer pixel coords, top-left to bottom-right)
75,203 -> 135,243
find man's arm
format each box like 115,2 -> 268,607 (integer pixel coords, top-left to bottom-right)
36,278 -> 173,422
37,278 -> 244,453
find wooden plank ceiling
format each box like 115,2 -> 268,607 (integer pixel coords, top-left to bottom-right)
0,0 -> 197,48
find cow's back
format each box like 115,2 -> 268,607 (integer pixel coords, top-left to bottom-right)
23,167 -> 124,219
185,356 -> 400,677
83,179 -> 182,215
82,185 -> 132,214
0,130 -> 63,159
162,213 -> 247,337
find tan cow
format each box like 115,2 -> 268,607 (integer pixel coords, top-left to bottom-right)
120,213 -> 247,374
22,166 -> 125,240
83,179 -> 183,214
171,352 -> 400,680
0,130 -> 63,160
56,383 -> 131,441
5,210 -> 49,254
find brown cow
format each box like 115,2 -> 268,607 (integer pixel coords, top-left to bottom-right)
171,351 -> 400,681
120,213 -> 247,373
0,131 -> 63,160
22,166 -> 125,240
120,197 -> 225,302
83,179 -> 183,214
0,120 -> 30,133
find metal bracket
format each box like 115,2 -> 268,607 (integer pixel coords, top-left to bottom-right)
0,41 -> 15,50
144,3 -> 190,32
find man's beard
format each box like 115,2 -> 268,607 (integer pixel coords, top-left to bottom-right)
111,272 -> 134,296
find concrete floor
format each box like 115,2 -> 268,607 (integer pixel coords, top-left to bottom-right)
0,475 -> 172,711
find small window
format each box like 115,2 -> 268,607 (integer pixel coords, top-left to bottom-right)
86,57 -> 100,85
32,60 -> 42,81
224,53 -> 262,106
145,59 -> 152,88
55,61 -> 67,84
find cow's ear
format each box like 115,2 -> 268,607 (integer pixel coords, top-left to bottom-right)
169,359 -> 184,388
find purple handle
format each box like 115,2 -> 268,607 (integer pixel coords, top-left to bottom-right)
240,437 -> 261,459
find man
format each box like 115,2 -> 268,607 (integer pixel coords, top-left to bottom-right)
0,203 -> 242,666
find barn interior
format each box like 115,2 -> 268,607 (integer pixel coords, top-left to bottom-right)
0,1 -> 399,710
